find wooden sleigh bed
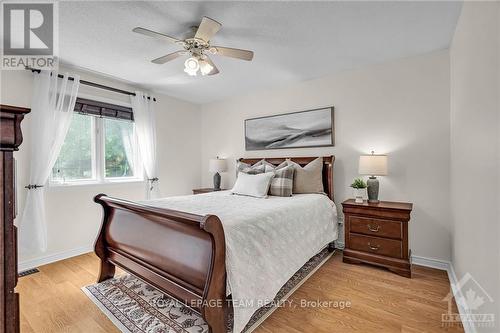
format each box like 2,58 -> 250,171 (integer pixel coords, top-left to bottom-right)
93,156 -> 335,333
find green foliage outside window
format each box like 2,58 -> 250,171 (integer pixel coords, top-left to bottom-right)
52,114 -> 93,181
104,118 -> 133,178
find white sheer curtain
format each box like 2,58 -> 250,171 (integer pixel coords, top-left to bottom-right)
119,122 -> 134,175
130,91 -> 160,199
18,71 -> 80,253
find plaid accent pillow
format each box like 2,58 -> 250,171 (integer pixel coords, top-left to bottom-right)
269,164 -> 295,197
236,161 -> 266,178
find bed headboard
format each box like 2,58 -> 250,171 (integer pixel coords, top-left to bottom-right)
238,156 -> 335,201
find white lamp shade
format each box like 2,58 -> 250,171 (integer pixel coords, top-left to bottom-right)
209,158 -> 228,173
358,154 -> 388,176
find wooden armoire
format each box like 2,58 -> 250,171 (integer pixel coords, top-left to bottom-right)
1,104 -> 30,333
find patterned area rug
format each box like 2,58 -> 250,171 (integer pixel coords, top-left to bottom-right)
83,248 -> 333,333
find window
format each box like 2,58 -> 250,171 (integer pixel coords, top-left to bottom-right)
104,118 -> 135,178
51,100 -> 143,185
52,114 -> 95,182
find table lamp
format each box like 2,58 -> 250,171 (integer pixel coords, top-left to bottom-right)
209,157 -> 227,191
358,151 -> 388,203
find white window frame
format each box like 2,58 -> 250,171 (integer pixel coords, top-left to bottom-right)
49,96 -> 144,187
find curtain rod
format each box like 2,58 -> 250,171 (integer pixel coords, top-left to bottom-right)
26,67 -> 156,102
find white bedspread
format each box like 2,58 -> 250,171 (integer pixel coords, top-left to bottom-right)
145,191 -> 338,333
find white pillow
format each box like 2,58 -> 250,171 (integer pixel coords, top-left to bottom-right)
231,172 -> 275,198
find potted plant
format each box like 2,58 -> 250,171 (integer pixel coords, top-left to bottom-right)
350,178 -> 367,203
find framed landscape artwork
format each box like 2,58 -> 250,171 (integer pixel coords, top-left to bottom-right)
245,107 -> 335,150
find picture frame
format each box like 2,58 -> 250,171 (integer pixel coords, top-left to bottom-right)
244,106 -> 335,150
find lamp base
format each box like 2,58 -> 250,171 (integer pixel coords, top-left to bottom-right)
367,176 -> 380,203
213,172 -> 221,191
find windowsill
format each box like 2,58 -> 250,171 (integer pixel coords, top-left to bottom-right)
48,178 -> 145,189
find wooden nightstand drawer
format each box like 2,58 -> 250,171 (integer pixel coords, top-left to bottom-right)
349,216 -> 402,239
349,234 -> 403,258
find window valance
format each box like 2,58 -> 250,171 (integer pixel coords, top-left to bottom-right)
74,98 -> 134,121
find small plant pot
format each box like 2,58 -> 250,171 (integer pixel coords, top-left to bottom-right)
352,188 -> 366,203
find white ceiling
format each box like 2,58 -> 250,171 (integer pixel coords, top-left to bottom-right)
59,1 -> 462,104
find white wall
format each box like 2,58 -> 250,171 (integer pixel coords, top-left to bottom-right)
450,2 -> 500,330
201,51 -> 452,261
0,66 -> 201,265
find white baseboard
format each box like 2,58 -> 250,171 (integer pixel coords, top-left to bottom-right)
411,255 -> 450,271
445,262 -> 477,333
18,245 -> 94,273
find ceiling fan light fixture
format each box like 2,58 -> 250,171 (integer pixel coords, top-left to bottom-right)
199,60 -> 214,76
184,67 -> 198,76
134,16 -> 254,77
184,57 -> 199,75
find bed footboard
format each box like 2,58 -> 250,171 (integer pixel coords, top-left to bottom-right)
94,194 -> 227,333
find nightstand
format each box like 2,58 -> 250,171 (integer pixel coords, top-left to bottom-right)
342,199 -> 413,278
192,188 -> 227,195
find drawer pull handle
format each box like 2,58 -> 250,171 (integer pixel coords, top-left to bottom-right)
368,243 -> 380,251
367,224 -> 380,232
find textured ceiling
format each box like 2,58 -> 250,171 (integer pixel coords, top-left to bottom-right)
59,1 -> 462,104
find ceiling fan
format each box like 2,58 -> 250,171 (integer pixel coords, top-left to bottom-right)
133,16 -> 254,76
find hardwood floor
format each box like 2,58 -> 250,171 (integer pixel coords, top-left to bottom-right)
17,251 -> 464,333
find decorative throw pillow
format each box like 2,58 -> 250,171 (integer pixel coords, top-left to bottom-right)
235,161 -> 265,177
258,159 -> 277,172
286,157 -> 324,194
269,164 -> 295,197
231,172 -> 275,198
253,160 -> 285,172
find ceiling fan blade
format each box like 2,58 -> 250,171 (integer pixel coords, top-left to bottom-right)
132,27 -> 181,44
212,46 -> 254,61
204,56 -> 220,75
151,51 -> 186,64
194,17 -> 222,42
